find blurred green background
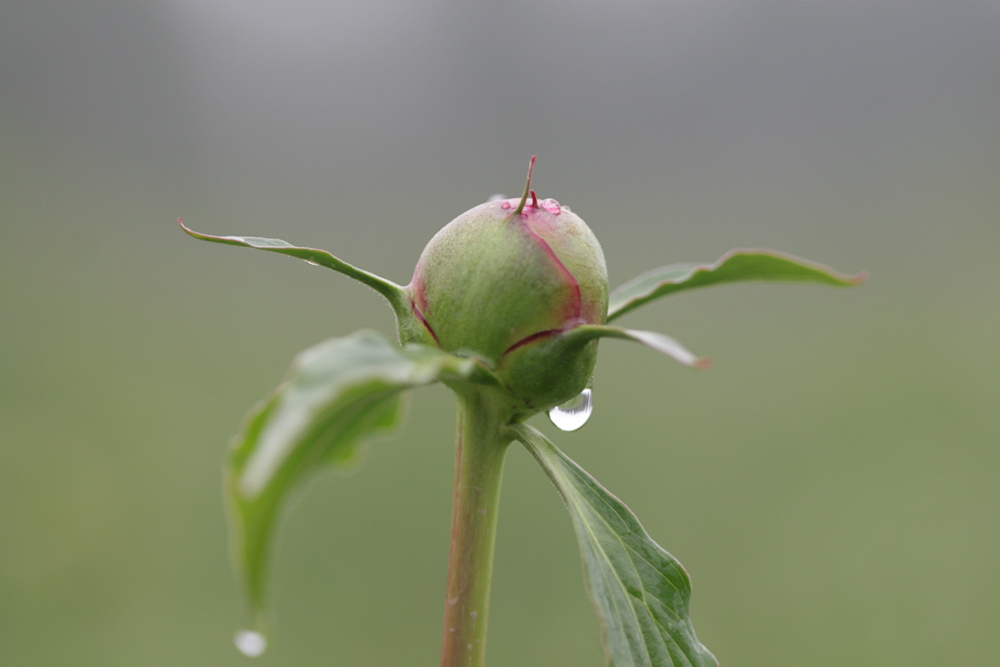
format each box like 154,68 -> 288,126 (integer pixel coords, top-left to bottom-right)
2,2 -> 998,665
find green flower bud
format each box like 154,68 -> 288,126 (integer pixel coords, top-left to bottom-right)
407,158 -> 608,411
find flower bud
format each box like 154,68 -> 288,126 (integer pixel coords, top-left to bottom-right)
408,160 -> 608,411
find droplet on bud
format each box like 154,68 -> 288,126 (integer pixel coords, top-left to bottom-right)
500,201 -> 512,210
548,388 -> 593,431
234,630 -> 267,657
540,198 -> 562,215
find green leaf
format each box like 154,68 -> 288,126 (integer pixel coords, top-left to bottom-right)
561,325 -> 710,369
608,249 -> 866,322
178,218 -> 408,311
226,330 -> 476,625
512,423 -> 717,667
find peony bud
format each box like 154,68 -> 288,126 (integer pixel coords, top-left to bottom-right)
407,158 -> 608,411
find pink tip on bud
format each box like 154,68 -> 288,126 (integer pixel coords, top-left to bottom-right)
530,190 -> 539,209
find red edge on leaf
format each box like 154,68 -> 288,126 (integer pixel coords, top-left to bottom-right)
501,319 -> 586,357
409,297 -> 441,346
178,217 -> 216,241
501,329 -> 559,356
519,221 -> 582,322
711,249 -> 869,285
508,156 -> 582,324
849,270 -> 870,285
408,268 -> 441,344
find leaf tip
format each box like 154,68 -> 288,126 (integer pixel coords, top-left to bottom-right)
177,217 -> 207,240
848,269 -> 869,285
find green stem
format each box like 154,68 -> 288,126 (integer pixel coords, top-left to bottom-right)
440,387 -> 515,667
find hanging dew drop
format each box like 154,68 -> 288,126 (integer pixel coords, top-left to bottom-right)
234,629 -> 267,657
305,260 -> 322,267
548,388 -> 593,432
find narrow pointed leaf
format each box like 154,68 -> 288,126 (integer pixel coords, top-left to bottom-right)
562,325 -> 710,369
178,218 -> 407,308
608,249 -> 866,322
226,330 -> 475,624
513,423 -> 717,667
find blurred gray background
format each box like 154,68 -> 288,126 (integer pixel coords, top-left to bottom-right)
2,1 -> 998,665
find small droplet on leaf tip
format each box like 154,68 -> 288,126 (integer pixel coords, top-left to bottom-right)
234,630 -> 267,658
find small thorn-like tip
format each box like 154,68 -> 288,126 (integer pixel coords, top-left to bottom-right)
530,190 -> 539,209
695,357 -> 712,370
514,156 -> 537,217
850,270 -> 869,285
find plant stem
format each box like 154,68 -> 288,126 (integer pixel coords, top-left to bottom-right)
440,387 -> 514,667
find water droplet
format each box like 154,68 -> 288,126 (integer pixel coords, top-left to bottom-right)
548,388 -> 593,431
234,630 -> 267,657
540,198 -> 562,215
305,260 -> 321,267
500,201 -> 512,210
